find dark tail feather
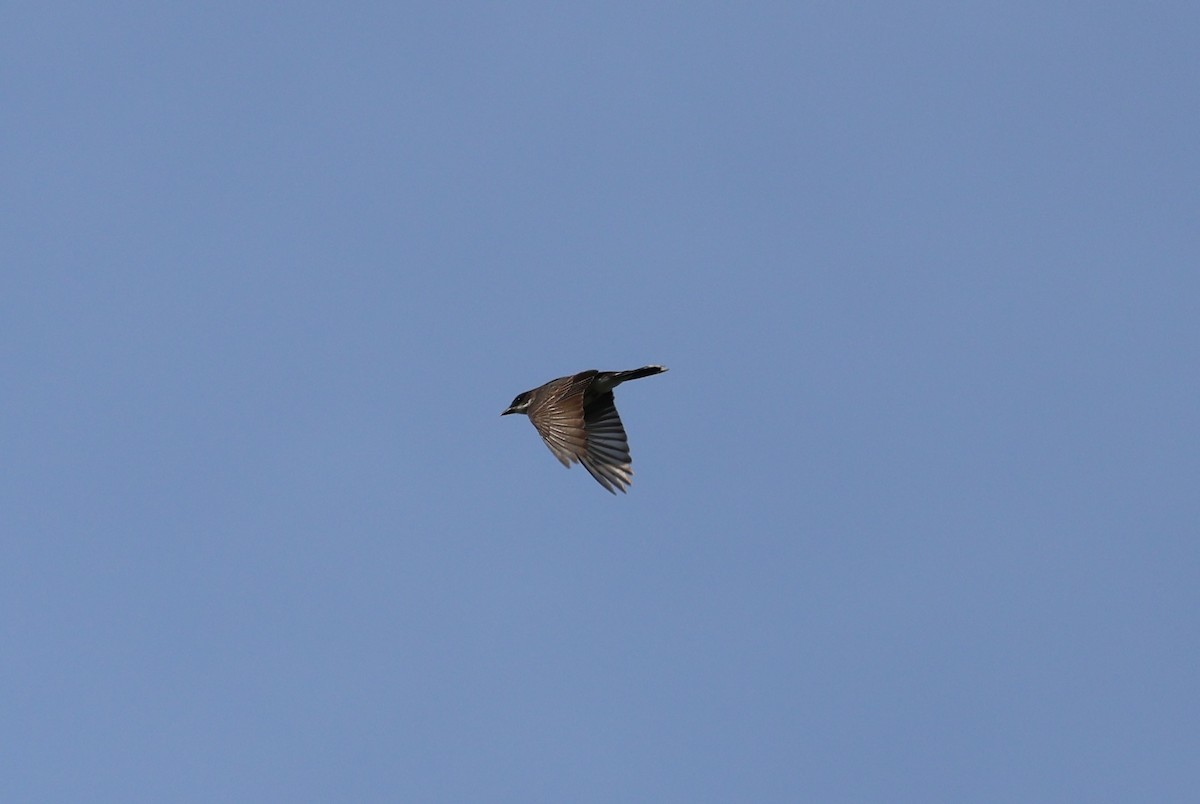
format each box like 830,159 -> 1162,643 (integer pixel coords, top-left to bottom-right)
614,365 -> 667,383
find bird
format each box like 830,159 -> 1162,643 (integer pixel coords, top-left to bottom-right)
501,365 -> 667,493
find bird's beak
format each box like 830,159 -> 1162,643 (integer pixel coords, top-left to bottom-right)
501,406 -> 515,416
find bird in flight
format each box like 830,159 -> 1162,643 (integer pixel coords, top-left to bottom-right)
502,365 -> 667,493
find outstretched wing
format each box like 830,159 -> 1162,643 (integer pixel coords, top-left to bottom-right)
579,391 -> 634,494
526,372 -> 595,469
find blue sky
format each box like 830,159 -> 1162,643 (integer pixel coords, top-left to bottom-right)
3,3 -> 1197,801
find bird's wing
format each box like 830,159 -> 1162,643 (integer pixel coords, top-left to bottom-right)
579,391 -> 633,494
527,374 -> 593,469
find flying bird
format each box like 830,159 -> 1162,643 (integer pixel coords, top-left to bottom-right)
502,366 -> 667,493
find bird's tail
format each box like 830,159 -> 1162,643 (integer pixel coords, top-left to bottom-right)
612,365 -> 668,384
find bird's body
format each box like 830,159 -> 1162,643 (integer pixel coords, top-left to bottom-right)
502,365 -> 667,493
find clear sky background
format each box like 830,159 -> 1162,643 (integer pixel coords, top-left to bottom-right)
3,3 -> 1197,801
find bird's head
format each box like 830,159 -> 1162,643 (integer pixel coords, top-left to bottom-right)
501,391 -> 532,416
